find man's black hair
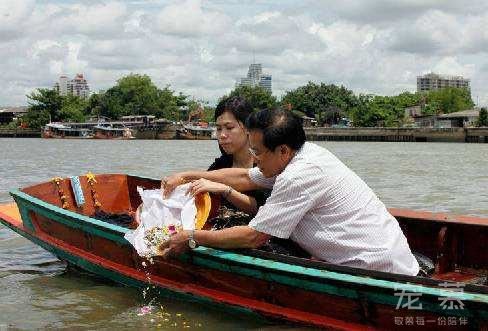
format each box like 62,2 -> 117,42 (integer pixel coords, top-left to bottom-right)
245,108 -> 306,151
214,96 -> 252,123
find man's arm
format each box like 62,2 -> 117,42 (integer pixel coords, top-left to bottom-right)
158,226 -> 271,258
163,168 -> 261,197
194,226 -> 270,249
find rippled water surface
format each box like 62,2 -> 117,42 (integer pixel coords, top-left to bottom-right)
0,138 -> 487,329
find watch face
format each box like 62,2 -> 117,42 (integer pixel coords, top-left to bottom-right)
189,239 -> 197,249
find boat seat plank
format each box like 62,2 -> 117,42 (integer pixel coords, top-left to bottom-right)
432,271 -> 487,285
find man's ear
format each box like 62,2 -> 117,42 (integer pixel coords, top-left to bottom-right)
279,144 -> 291,156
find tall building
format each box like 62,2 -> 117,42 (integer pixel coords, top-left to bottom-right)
58,75 -> 68,96
54,74 -> 90,99
236,63 -> 272,93
417,72 -> 470,93
69,74 -> 90,98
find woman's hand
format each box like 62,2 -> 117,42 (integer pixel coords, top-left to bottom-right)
161,173 -> 185,198
133,204 -> 142,225
187,178 -> 228,196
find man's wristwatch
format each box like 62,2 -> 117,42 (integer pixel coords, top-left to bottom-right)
188,230 -> 198,249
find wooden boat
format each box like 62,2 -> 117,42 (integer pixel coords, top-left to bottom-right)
1,174 -> 487,330
133,119 -> 178,140
42,123 -> 93,139
176,124 -> 216,140
93,123 -> 134,139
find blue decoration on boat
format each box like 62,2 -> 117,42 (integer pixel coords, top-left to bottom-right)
70,176 -> 85,207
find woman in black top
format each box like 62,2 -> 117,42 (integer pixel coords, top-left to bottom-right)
165,96 -> 269,215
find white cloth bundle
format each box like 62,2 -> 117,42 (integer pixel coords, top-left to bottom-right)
124,184 -> 196,257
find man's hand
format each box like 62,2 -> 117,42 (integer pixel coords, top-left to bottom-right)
161,173 -> 185,198
158,230 -> 191,259
187,178 -> 228,196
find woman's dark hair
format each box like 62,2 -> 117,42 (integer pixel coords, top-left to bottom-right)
245,108 -> 306,151
214,96 -> 252,124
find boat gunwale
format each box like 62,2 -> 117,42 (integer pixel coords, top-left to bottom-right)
6,175 -> 488,303
390,207 -> 488,227
188,248 -> 488,303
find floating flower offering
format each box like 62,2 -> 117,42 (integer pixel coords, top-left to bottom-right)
135,304 -> 203,328
137,305 -> 153,316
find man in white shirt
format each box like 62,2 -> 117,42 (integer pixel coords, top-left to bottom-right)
161,109 -> 419,276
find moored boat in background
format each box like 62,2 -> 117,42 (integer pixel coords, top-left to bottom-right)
92,123 -> 134,139
176,123 -> 216,140
42,123 -> 93,139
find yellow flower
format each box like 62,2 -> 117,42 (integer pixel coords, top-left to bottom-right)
51,177 -> 62,185
86,171 -> 97,183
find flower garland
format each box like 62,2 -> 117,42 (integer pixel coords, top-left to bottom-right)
86,171 -> 102,209
51,177 -> 69,209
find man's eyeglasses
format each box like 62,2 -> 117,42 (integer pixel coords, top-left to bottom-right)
249,147 -> 268,157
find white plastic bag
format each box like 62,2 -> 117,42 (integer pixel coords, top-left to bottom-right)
124,184 -> 197,257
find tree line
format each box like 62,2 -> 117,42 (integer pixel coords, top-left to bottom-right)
19,73 -> 480,129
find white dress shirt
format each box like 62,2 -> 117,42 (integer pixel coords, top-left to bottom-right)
248,142 -> 419,276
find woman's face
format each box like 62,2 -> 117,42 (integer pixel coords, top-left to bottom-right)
216,111 -> 248,155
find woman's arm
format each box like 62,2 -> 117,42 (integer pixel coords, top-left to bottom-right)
222,186 -> 258,215
162,168 -> 261,197
187,179 -> 258,215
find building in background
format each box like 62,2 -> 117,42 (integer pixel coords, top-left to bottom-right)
54,74 -> 90,99
0,106 -> 28,124
58,75 -> 68,96
236,63 -> 272,93
417,73 -> 470,93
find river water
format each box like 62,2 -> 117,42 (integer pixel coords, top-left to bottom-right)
0,138 -> 487,330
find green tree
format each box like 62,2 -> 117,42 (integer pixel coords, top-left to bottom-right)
156,87 -> 185,120
22,108 -> 50,129
86,93 -> 103,118
422,99 -> 441,115
95,74 -> 158,119
24,88 -> 64,129
348,92 -> 422,127
94,74 -> 185,120
60,95 -> 88,122
202,105 -> 215,122
117,74 -> 160,115
478,107 -> 488,127
422,87 -> 474,114
349,94 -> 391,127
281,82 -> 357,125
26,88 -> 63,120
227,85 -> 277,112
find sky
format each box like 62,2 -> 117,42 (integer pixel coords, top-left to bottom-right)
1,0 -> 488,106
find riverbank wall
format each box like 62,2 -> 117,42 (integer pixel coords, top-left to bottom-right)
1,127 -> 487,142
0,128 -> 40,138
304,127 -> 488,143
